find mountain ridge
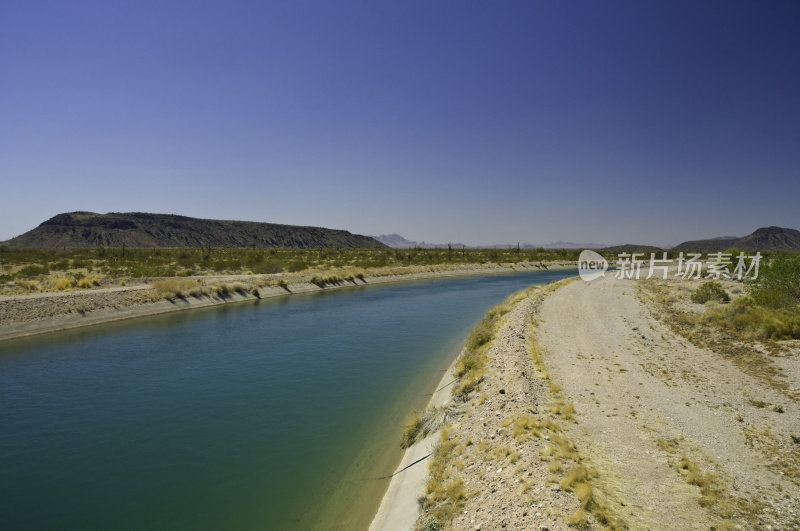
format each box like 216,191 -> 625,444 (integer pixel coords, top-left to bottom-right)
2,212 -> 387,249
672,226 -> 800,252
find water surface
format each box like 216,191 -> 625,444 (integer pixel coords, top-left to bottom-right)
0,269 -> 574,530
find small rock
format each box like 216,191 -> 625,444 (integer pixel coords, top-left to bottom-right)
499,388 -> 506,394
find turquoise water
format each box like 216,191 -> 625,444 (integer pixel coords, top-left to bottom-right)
0,270 -> 573,530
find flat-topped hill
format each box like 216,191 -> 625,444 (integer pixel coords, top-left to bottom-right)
2,212 -> 387,249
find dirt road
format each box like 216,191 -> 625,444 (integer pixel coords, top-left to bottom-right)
537,275 -> 799,529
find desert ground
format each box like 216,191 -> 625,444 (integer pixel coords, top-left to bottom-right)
387,274 -> 798,530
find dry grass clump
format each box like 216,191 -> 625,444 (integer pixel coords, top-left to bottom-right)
511,415 -> 541,440
454,350 -> 486,398
678,455 -> 726,508
567,508 -> 588,527
452,289 -> 532,400
401,405 -> 463,449
310,275 -> 344,287
417,427 -> 469,529
76,278 -> 97,289
15,280 -> 39,292
54,277 -> 73,291
151,279 -> 197,299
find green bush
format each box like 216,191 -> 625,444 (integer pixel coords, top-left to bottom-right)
750,254 -> 800,310
706,297 -> 800,340
691,282 -> 730,304
15,264 -> 48,278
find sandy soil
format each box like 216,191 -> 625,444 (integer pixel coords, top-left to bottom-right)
400,281 -> 588,531
383,274 -> 798,530
536,274 -> 798,529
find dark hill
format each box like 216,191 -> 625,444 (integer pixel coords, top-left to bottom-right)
2,212 -> 387,249
672,226 -> 800,252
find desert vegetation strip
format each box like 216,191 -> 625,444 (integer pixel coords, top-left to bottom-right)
0,246 -> 585,294
0,261 -> 575,342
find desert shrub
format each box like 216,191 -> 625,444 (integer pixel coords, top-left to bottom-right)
52,259 -> 69,271
705,297 -> 800,340
55,277 -> 72,290
751,254 -> 800,310
76,278 -> 93,289
15,280 -> 39,292
253,261 -> 283,274
15,264 -> 48,278
691,282 -> 730,304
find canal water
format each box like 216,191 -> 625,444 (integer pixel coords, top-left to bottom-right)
0,269 -> 573,530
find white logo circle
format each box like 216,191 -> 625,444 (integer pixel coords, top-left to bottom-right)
578,250 -> 608,282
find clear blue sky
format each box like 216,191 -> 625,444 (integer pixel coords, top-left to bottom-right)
2,1 -> 799,246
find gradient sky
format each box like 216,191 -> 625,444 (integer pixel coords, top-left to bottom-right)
2,1 -> 799,246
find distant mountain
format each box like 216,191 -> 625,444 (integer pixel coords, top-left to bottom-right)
541,241 -> 606,249
372,234 -> 467,249
518,242 -> 605,249
672,226 -> 800,252
374,234 -> 608,250
602,244 -> 663,252
3,212 -> 387,249
372,234 -> 417,248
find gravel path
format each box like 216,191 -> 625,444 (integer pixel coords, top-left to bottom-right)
537,275 -> 799,529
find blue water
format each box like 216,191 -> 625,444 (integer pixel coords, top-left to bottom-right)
0,270 -> 574,530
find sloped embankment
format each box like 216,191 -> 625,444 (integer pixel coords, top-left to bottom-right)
405,278 -> 627,530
